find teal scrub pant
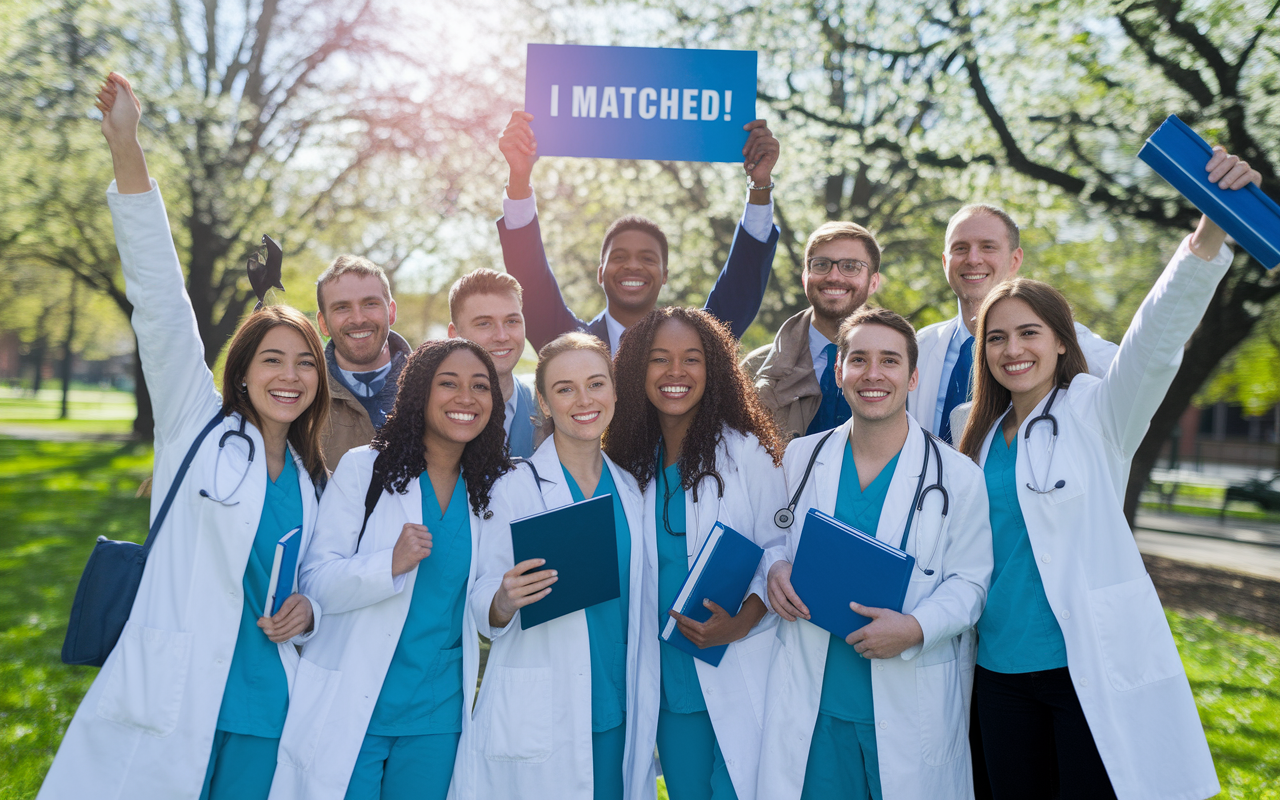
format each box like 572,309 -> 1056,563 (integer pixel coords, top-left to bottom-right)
200,730 -> 279,800
800,712 -> 883,800
656,708 -> 739,800
593,723 -> 626,800
344,731 -> 459,800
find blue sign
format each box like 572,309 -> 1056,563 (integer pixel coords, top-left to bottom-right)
524,43 -> 757,163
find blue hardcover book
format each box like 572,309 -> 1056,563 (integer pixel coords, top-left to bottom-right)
264,526 -> 303,617
660,522 -> 765,667
1138,115 -> 1280,269
511,494 -> 621,630
789,509 -> 914,640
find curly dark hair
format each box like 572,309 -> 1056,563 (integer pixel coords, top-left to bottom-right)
369,338 -> 511,516
604,307 -> 783,492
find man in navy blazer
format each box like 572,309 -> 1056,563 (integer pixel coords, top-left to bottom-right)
495,110 -> 781,353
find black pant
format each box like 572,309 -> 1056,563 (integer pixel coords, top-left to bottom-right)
974,666 -> 1117,800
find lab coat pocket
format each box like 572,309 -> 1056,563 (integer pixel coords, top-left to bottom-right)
1089,576 -> 1183,691
736,628 -> 776,727
483,666 -> 553,762
916,659 -> 965,767
277,657 -> 342,770
95,622 -> 193,736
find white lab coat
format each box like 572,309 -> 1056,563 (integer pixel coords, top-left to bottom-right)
969,237 -> 1224,800
910,314 -> 1118,436
756,414 -> 993,800
269,446 -> 483,800
458,436 -> 657,800
642,428 -> 788,800
39,180 -> 322,800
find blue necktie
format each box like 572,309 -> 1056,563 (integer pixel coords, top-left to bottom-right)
806,343 -> 852,435
350,369 -> 386,399
939,336 -> 975,445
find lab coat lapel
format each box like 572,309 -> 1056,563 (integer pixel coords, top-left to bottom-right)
530,435 -> 576,510
812,418 -> 854,517
220,412 -> 267,535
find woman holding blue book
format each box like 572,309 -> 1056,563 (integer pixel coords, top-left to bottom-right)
606,308 -> 787,800
953,148 -> 1258,800
269,338 -> 509,800
466,332 -> 653,800
40,74 -> 329,800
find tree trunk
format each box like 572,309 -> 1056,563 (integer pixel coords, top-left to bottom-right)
30,336 -> 46,395
59,276 -> 78,419
131,337 -> 154,440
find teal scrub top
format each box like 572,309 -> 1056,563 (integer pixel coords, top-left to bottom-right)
818,441 -> 900,724
216,454 -> 300,736
656,459 -> 707,714
977,433 -> 1068,673
563,463 -> 630,733
367,473 -> 472,736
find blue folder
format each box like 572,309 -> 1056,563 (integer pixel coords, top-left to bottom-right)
1138,115 -> 1280,269
660,522 -> 764,667
511,494 -> 621,630
264,526 -> 302,617
789,509 -> 914,639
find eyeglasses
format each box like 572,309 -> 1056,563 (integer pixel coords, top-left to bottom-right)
806,257 -> 870,277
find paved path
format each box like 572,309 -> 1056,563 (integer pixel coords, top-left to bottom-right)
1135,511 -> 1280,582
0,424 -> 138,442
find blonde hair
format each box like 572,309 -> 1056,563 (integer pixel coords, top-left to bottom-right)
448,268 -> 524,321
534,332 -> 613,437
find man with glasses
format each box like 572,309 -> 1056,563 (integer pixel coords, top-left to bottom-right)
744,222 -> 882,441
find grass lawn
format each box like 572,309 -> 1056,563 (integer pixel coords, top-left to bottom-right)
0,388 -> 137,436
1,438 -> 1278,799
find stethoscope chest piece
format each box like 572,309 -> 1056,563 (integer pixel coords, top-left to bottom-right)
774,508 -> 795,529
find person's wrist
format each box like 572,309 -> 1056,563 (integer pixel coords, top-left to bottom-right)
506,175 -> 533,201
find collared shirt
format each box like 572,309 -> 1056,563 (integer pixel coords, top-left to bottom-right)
808,319 -> 835,381
337,361 -> 392,399
502,384 -> 518,440
932,309 -> 972,434
603,310 -> 626,355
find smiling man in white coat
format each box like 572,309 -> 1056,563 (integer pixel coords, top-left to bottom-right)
910,205 -> 1118,445
757,307 -> 993,800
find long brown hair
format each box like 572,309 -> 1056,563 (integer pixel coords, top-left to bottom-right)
370,338 -> 511,516
957,278 -> 1089,460
534,332 -> 614,439
604,307 -> 783,490
221,305 -> 331,483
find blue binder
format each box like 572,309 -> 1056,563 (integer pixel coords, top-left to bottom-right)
264,526 -> 303,617
789,509 -> 913,639
511,494 -> 621,630
1138,115 -> 1280,269
660,522 -> 764,667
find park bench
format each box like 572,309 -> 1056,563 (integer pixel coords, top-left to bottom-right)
1220,472 -> 1280,520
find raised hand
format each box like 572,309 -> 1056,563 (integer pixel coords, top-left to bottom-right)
391,522 -> 433,577
767,560 -> 809,622
499,110 -> 538,200
488,557 -> 558,628
94,72 -> 149,194
845,602 -> 923,660
257,593 -> 315,643
742,119 -> 780,188
1190,145 -> 1265,260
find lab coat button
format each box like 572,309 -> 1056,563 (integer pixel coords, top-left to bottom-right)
876,664 -> 884,671
1061,610 -> 1070,620
879,721 -> 887,730
1080,677 -> 1089,687
1041,554 -> 1051,563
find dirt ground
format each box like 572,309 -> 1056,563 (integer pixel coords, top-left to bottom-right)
1145,554 -> 1280,633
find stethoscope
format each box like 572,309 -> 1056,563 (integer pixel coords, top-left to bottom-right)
199,415 -> 255,506
655,445 -> 725,537
1023,385 -> 1066,494
774,427 -> 949,575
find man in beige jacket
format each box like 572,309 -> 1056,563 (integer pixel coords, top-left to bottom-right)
316,255 -> 412,470
742,222 -> 882,442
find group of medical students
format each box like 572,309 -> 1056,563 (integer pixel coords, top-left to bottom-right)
36,72 -> 1261,800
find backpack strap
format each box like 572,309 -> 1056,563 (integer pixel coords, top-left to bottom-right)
141,413 -> 226,557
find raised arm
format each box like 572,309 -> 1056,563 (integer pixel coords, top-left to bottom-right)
97,73 -> 220,446
496,110 -> 589,351
1091,147 -> 1260,458
703,119 -> 781,339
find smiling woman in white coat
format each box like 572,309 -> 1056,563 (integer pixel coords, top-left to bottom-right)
953,147 -> 1261,800
756,307 -> 993,800
605,307 -> 788,800
39,74 -> 329,800
462,332 -> 655,800
269,338 -> 511,800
